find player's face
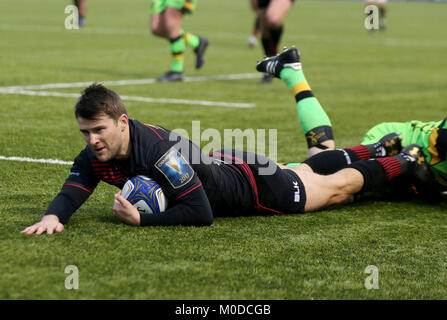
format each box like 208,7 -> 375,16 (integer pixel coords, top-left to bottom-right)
77,113 -> 128,162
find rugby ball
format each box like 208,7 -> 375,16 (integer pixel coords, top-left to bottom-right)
121,175 -> 167,214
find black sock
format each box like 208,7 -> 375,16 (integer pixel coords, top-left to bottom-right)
303,149 -> 354,175
349,156 -> 403,193
344,143 -> 386,161
302,142 -> 382,175
305,126 -> 334,150
261,36 -> 276,57
269,25 -> 283,54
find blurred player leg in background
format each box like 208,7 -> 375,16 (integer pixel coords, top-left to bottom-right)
257,0 -> 294,83
248,0 -> 260,48
257,47 -> 334,157
150,0 -> 208,82
376,0 -> 387,30
249,17 -> 260,48
74,0 -> 87,27
365,0 -> 387,31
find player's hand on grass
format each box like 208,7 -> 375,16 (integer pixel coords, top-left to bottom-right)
113,191 -> 141,226
21,214 -> 64,235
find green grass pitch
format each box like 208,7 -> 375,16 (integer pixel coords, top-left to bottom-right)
0,0 -> 446,299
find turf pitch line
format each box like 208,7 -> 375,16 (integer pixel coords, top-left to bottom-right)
1,89 -> 255,108
0,74 -> 259,108
2,24 -> 447,48
0,73 -> 260,91
0,155 -> 73,165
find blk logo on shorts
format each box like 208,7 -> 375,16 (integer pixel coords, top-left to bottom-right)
293,181 -> 300,202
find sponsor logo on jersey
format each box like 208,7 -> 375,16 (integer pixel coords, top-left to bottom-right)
155,148 -> 194,189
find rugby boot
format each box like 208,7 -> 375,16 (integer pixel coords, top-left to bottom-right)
396,144 -> 435,188
378,132 -> 402,156
397,144 -> 441,203
256,46 -> 301,78
194,37 -> 209,69
157,71 -> 184,82
248,34 -> 258,48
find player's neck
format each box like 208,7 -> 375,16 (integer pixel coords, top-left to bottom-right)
115,128 -> 131,160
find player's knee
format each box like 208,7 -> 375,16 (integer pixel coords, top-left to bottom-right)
308,141 -> 335,157
328,174 -> 355,205
266,14 -> 283,29
151,24 -> 166,37
151,29 -> 163,37
150,21 -> 162,36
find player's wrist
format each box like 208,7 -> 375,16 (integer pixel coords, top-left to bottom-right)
42,214 -> 61,224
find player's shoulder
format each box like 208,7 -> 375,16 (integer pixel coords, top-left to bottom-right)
130,118 -> 175,142
131,119 -> 193,157
129,119 -> 177,162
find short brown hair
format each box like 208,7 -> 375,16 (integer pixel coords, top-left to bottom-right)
75,83 -> 127,120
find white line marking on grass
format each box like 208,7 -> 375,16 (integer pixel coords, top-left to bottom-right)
0,155 -> 73,165
3,24 -> 447,48
183,73 -> 261,82
1,89 -> 255,108
0,73 -> 259,108
0,73 -> 260,91
383,38 -> 447,48
0,24 -> 148,36
0,24 -> 249,39
120,95 -> 254,108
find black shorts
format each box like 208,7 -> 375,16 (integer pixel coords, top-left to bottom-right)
211,150 -> 307,215
257,0 -> 295,9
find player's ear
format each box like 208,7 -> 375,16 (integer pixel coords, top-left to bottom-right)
117,114 -> 128,132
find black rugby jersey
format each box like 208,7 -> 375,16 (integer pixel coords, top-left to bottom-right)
45,119 -> 255,225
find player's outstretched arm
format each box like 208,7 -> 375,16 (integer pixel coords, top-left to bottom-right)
21,215 -> 65,235
21,183 -> 93,235
113,185 -> 214,227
